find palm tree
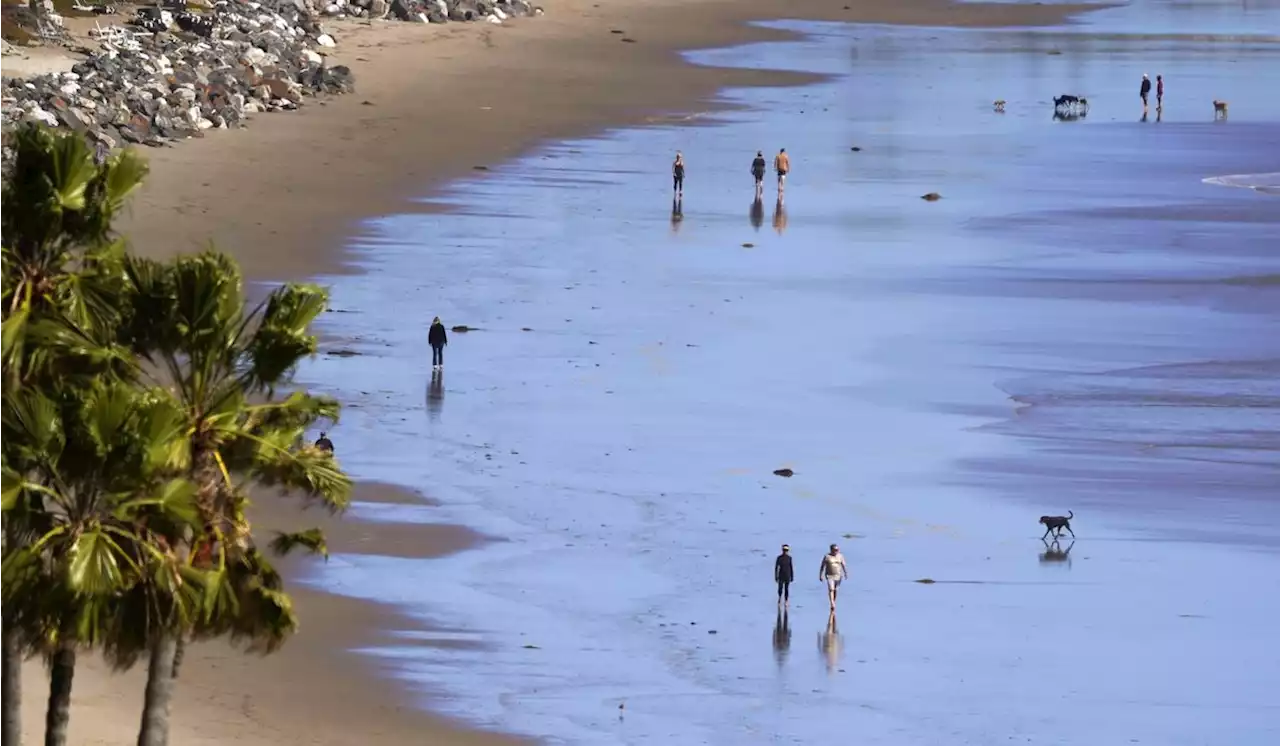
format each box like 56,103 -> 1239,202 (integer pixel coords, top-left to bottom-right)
2,380 -> 201,746
2,123 -> 149,746
121,251 -> 351,746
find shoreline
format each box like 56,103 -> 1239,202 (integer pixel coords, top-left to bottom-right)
15,2 -> 1113,745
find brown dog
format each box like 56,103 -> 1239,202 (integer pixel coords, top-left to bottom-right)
1039,510 -> 1075,540
1214,100 -> 1229,119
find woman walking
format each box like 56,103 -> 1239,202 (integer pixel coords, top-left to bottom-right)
429,317 -> 448,370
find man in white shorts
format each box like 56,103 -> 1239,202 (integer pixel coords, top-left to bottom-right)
819,543 -> 848,610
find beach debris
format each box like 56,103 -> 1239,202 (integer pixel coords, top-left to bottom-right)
326,348 -> 362,357
993,99 -> 1006,112
450,325 -> 473,333
921,192 -> 942,201
1,1 -> 544,170
522,643 -> 540,649
772,468 -> 794,478
914,578 -> 937,584
741,242 -> 754,248
849,146 -> 862,151
621,37 -> 637,43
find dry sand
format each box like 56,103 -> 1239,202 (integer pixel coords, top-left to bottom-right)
15,1 -> 1104,744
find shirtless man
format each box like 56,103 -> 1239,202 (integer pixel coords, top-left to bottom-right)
819,543 -> 848,610
773,148 -> 790,196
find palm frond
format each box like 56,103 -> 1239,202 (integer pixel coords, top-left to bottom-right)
267,528 -> 329,560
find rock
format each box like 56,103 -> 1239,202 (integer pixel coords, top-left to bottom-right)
326,348 -> 361,357
369,0 -> 390,17
773,468 -> 794,478
316,34 -> 337,48
914,578 -> 937,584
450,325 -> 472,333
921,192 -> 942,201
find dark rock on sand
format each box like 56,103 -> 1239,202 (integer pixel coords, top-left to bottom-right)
451,325 -> 473,332
914,578 -> 937,584
921,192 -> 942,201
773,468 -> 795,478
327,348 -> 362,357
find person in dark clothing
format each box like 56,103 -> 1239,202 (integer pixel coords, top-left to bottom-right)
1140,73 -> 1152,112
428,316 -> 448,370
1156,74 -> 1164,110
672,151 -> 685,195
751,150 -> 767,197
314,432 -> 334,454
774,544 -> 795,605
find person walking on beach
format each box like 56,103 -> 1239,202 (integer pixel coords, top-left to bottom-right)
751,150 -> 767,198
1156,74 -> 1164,110
672,151 -> 685,196
775,544 -> 795,606
774,148 -> 790,196
1140,73 -> 1152,113
428,316 -> 448,371
314,431 -> 334,455
819,543 -> 848,610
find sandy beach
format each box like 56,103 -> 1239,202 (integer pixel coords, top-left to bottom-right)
11,2 -> 1122,745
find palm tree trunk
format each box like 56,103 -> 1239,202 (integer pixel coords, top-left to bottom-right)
2,623 -> 21,746
43,642 -> 74,746
136,630 -> 178,746
169,635 -> 185,680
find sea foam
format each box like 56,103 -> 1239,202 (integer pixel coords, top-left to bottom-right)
1202,172 -> 1280,196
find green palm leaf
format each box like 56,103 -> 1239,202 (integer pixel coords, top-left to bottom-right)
67,528 -> 131,596
267,529 -> 329,560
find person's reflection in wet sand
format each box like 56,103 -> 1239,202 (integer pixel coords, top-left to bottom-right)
1039,538 -> 1074,567
1156,107 -> 1163,124
772,198 -> 788,236
426,368 -> 444,421
749,196 -> 764,231
818,610 -> 843,675
1141,111 -> 1149,123
670,196 -> 684,234
772,609 -> 791,668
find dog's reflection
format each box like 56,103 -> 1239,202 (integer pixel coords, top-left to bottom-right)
749,196 -> 764,231
818,610 -> 843,675
670,196 -> 684,234
772,609 -> 791,667
772,198 -> 788,236
1039,538 -> 1074,567
426,369 -> 444,421
1052,111 -> 1088,123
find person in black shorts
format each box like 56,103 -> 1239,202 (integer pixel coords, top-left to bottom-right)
774,544 -> 795,605
672,151 -> 685,196
751,150 -> 767,197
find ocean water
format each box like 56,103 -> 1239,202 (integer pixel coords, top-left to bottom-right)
294,9 -> 1280,746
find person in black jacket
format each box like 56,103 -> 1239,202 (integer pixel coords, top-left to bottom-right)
751,150 -> 767,198
774,544 -> 795,605
314,432 -> 334,454
428,317 -> 448,370
1140,73 -> 1152,113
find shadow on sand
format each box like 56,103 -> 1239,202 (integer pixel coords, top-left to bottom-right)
670,196 -> 684,234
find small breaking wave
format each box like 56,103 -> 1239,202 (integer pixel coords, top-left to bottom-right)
1202,172 -> 1280,196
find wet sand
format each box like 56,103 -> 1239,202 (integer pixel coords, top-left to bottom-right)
299,3 -> 1280,743
13,2 -> 1124,745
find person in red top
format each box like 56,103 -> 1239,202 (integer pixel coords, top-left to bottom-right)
1156,74 -> 1164,110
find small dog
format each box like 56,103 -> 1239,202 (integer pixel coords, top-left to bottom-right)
1213,100 -> 1228,119
993,99 -> 1006,112
1038,510 -> 1075,540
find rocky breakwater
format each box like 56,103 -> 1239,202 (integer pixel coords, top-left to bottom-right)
1,0 -> 543,167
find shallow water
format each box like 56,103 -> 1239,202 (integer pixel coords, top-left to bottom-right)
295,10 -> 1280,746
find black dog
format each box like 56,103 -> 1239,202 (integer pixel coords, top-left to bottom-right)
1039,510 -> 1075,540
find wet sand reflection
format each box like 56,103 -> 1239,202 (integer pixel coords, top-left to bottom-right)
818,610 -> 843,675
1039,538 -> 1074,568
426,369 -> 444,421
750,196 -> 764,231
670,196 -> 684,234
772,198 -> 787,236
772,609 -> 791,668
